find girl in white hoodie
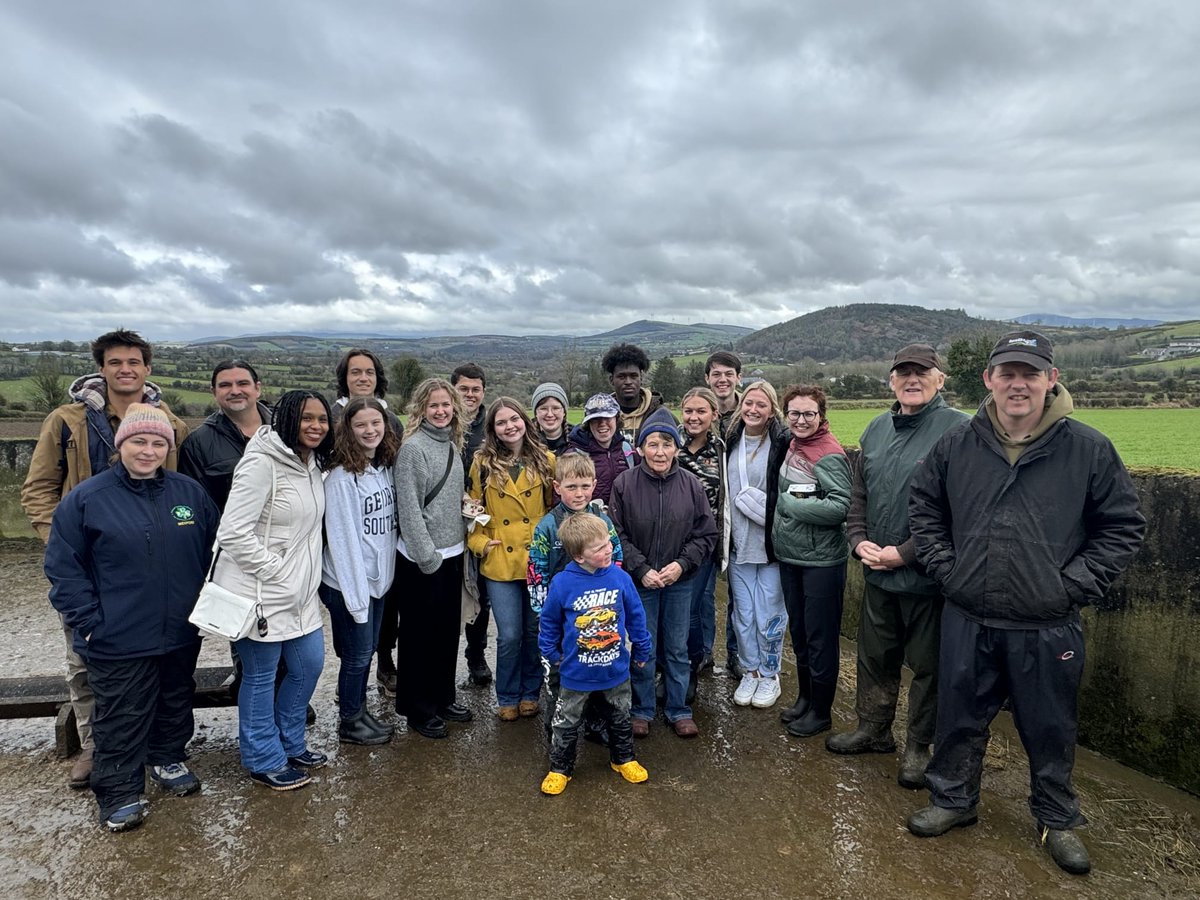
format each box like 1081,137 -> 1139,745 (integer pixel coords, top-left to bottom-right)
320,398 -> 400,746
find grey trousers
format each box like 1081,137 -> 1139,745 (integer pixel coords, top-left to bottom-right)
61,615 -> 94,750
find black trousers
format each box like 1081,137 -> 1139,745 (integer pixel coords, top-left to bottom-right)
854,581 -> 943,743
778,562 -> 846,688
396,553 -> 464,723
927,604 -> 1086,830
463,571 -> 490,662
87,642 -> 202,820
375,551 -> 404,671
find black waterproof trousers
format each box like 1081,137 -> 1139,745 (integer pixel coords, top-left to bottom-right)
927,604 -> 1087,829
87,642 -> 202,820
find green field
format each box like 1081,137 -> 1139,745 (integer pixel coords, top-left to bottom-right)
831,406 -> 1198,471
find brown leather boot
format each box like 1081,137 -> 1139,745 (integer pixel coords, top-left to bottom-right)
68,747 -> 94,790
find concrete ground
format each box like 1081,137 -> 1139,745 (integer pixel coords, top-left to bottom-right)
0,544 -> 1197,900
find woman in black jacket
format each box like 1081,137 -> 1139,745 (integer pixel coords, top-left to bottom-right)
46,405 -> 220,832
609,407 -> 718,739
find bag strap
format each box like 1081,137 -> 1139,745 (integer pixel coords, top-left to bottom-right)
205,466 -> 277,609
424,444 -> 455,506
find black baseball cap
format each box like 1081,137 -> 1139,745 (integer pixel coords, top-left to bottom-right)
890,343 -> 942,372
989,331 -> 1054,371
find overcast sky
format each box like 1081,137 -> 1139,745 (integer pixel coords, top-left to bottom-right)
1,1 -> 1197,342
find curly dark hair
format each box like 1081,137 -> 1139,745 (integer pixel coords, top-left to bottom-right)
601,343 -> 650,375
272,390 -> 335,469
92,329 -> 152,368
335,348 -> 389,399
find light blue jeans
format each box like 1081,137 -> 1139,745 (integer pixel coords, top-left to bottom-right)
631,578 -> 694,722
486,578 -> 542,707
729,560 -> 787,677
234,628 -> 324,773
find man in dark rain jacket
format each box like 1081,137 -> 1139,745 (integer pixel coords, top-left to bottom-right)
905,331 -> 1145,876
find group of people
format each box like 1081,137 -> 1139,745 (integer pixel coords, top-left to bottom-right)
20,329 -> 1146,877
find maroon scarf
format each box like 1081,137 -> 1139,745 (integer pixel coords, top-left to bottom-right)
788,420 -> 845,466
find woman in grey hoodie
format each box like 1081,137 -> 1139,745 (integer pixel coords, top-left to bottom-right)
320,398 -> 400,747
393,378 -> 472,739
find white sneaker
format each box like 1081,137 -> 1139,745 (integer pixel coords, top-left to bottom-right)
733,671 -> 760,706
751,674 -> 781,708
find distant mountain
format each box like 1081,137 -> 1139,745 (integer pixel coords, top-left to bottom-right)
1013,314 -> 1162,329
737,304 -> 1014,362
189,320 -> 751,363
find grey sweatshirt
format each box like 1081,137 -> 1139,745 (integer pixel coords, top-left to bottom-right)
321,463 -> 398,623
394,421 -> 466,574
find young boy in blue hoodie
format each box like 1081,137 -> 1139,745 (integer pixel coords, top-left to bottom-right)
538,513 -> 652,795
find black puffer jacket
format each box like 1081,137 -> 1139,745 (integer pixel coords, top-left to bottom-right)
909,406 -> 1145,628
177,402 -> 271,511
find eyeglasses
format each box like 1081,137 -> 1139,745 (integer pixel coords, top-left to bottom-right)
786,410 -> 820,422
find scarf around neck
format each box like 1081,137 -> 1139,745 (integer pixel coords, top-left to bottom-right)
788,420 -> 844,466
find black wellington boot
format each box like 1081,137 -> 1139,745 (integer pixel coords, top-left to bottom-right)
786,680 -> 836,737
779,672 -> 811,725
339,711 -> 392,745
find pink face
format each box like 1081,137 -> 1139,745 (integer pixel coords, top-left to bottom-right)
576,537 -> 614,571
739,388 -> 773,435
120,434 -> 170,478
348,407 -> 385,457
535,398 -> 565,437
425,388 -> 455,428
681,397 -> 716,438
785,395 -> 821,439
492,404 -> 527,450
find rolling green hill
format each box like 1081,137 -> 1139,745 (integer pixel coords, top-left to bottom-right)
736,303 -> 1018,362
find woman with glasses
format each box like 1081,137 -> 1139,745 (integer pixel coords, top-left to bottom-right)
772,385 -> 851,738
214,390 -> 333,791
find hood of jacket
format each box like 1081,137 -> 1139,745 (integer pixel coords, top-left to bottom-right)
69,373 -> 164,412
244,424 -> 311,473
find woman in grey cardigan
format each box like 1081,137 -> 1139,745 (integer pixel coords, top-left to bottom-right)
393,378 -> 472,739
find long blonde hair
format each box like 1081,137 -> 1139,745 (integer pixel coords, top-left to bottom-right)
406,378 -> 465,451
474,397 -> 555,491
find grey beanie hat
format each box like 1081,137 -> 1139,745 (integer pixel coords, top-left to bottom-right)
531,382 -> 568,412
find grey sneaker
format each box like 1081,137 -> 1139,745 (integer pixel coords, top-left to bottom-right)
149,762 -> 201,797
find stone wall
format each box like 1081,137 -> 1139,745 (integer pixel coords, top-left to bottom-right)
2,439 -> 1199,791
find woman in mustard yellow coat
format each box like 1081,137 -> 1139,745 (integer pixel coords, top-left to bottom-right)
467,398 -> 555,720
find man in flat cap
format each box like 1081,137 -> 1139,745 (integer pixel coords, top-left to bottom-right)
824,343 -> 967,792
904,331 -> 1145,875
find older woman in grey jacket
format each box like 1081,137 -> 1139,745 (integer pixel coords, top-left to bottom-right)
214,390 -> 332,791
393,378 -> 472,739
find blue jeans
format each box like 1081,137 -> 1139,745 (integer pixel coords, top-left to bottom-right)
486,578 -> 542,707
632,578 -> 694,722
688,555 -> 718,663
234,628 -> 325,773
320,584 -> 383,721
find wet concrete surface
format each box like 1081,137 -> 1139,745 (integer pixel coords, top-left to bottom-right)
1,544 -> 1198,900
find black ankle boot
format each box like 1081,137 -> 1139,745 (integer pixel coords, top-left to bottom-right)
779,673 -> 811,724
786,680 -> 836,737
339,711 -> 392,745
361,709 -> 396,735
